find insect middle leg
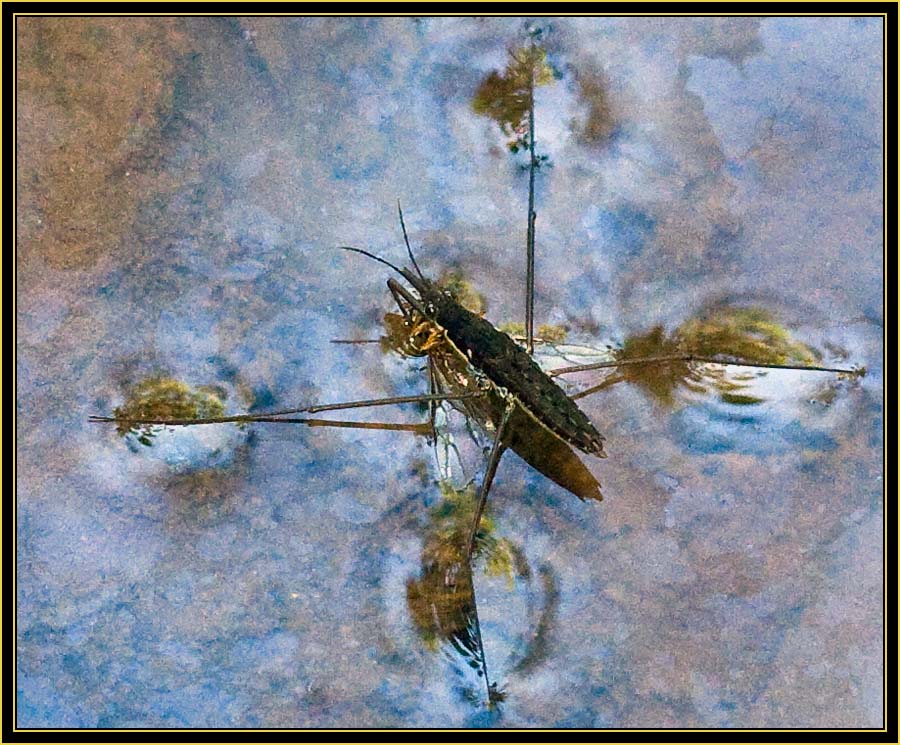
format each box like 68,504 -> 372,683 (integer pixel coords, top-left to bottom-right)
465,402 -> 514,561
89,392 -> 488,428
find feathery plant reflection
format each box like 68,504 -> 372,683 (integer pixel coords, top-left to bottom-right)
613,305 -> 824,407
471,37 -> 558,169
406,481 -> 526,708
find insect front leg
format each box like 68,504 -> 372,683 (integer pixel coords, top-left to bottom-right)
388,280 -> 415,323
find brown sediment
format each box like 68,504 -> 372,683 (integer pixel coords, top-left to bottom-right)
17,18 -> 191,269
573,67 -> 617,146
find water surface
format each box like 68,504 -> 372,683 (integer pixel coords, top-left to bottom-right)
16,16 -> 883,728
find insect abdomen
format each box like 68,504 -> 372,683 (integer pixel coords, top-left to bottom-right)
431,294 -> 606,457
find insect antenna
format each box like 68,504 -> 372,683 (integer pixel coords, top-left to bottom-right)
397,200 -> 425,280
338,246 -> 407,277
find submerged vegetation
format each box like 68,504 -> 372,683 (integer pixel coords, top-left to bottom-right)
437,269 -> 489,316
471,40 -> 557,164
499,321 -> 568,344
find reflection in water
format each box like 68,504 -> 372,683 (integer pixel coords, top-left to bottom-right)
471,40 -> 557,158
406,483 -> 511,707
406,482 -> 539,709
12,12 -> 883,730
72,21 -> 877,725
98,255 -> 866,715
572,67 -> 617,146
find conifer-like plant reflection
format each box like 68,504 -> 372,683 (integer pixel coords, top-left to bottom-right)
406,482 -> 527,708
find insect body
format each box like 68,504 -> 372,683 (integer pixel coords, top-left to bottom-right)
397,272 -> 607,457
356,249 -> 606,502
